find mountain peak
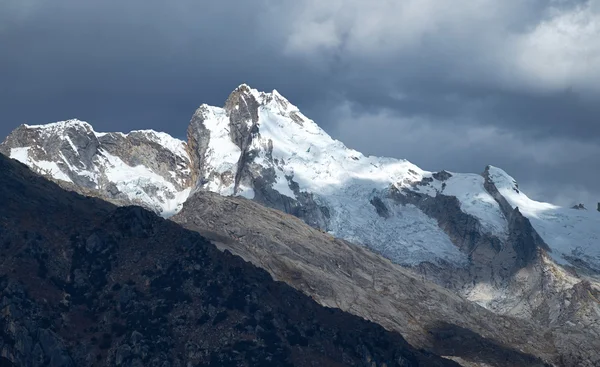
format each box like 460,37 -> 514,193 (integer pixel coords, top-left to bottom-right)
227,83 -> 261,103
226,84 -> 294,112
25,118 -> 91,128
224,84 -> 260,121
233,82 -> 253,92
3,87 -> 599,274
485,165 -> 519,192
23,118 -> 94,135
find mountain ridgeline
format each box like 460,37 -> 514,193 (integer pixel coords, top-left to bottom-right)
1,84 -> 600,366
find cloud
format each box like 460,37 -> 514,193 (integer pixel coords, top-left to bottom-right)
277,0 -> 600,93
327,101 -> 600,204
0,0 -> 598,205
328,100 -> 599,166
512,1 -> 600,92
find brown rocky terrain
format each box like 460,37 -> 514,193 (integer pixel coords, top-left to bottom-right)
173,190 -> 564,367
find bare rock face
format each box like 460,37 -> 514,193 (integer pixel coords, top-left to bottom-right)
224,84 -> 260,153
223,84 -> 261,195
186,106 -> 211,188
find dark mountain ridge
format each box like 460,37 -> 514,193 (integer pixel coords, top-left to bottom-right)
0,154 -> 458,366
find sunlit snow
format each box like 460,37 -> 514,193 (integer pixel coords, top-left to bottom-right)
10,147 -> 31,165
417,172 -> 509,239
14,120 -> 191,218
11,147 -> 73,183
195,87 -> 469,266
488,166 -> 600,269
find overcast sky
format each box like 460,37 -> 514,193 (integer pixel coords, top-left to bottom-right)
1,0 -> 599,207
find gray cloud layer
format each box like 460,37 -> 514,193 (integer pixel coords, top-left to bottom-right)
1,0 -> 599,207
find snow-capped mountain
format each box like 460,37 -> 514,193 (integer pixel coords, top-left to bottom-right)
1,120 -> 193,216
2,84 -> 599,270
2,84 -> 599,271
2,85 -> 599,327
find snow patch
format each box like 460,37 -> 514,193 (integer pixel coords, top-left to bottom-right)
34,160 -> 72,183
10,147 -> 31,165
64,135 -> 80,155
10,147 -> 72,183
237,186 -> 255,200
273,173 -> 296,199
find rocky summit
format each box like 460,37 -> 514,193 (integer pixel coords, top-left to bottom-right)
2,84 -> 600,366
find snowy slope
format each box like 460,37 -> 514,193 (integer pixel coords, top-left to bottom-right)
96,149 -> 191,217
414,172 -> 509,240
10,146 -> 74,183
5,120 -> 192,217
487,166 -> 600,270
195,87 -> 473,265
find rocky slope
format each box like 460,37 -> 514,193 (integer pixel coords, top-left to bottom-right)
173,190 -> 558,366
0,153 -> 460,367
2,84 -> 600,365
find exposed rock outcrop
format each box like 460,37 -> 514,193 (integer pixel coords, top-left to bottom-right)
186,106 -> 211,189
1,280 -> 75,367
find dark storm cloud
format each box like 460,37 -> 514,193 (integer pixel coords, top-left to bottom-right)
0,0 -> 326,136
1,0 -> 599,206
327,79 -> 600,143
